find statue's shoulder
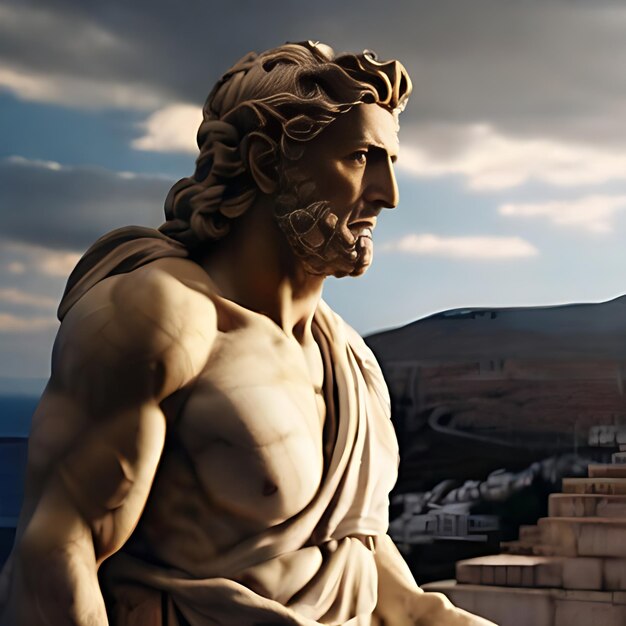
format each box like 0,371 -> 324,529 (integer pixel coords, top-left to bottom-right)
55,257 -> 217,403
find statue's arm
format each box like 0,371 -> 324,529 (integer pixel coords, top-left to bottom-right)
374,534 -> 498,626
1,267 -> 217,626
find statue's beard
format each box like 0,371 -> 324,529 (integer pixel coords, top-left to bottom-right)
273,179 -> 373,278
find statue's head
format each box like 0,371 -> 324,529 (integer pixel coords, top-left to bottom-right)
160,40 -> 411,275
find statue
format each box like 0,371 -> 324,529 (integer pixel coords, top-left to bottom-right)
0,41 -> 495,625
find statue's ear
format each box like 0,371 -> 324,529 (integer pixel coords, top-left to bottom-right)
246,134 -> 279,195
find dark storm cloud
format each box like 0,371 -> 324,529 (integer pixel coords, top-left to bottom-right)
0,157 -> 172,250
2,0 -> 625,136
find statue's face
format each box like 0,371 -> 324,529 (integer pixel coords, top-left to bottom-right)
274,103 -> 400,278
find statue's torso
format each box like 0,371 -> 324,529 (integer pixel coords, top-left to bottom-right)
128,292 -> 332,575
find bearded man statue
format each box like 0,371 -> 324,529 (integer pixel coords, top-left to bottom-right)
0,41 -> 495,626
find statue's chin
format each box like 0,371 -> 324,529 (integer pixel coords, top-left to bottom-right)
310,251 -> 373,279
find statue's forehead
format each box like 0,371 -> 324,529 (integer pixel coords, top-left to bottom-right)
323,103 -> 400,154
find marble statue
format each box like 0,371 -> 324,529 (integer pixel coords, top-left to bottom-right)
0,41 -> 495,625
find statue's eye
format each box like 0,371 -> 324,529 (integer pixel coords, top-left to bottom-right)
350,151 -> 367,165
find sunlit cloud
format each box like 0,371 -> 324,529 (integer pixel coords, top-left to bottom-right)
6,155 -> 62,171
0,65 -> 164,111
500,195 -> 626,234
132,104 -> 202,153
36,250 -> 81,277
6,262 -> 25,275
0,313 -> 57,333
0,288 -> 56,309
399,124 -> 626,191
381,233 -> 539,259
2,241 -> 80,278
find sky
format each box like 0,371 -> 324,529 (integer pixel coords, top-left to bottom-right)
2,0 -> 626,381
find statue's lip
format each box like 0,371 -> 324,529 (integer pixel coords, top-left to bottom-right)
349,218 -> 377,231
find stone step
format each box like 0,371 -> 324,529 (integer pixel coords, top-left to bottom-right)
500,540 -> 536,555
538,517 -> 626,558
568,557 -> 626,591
548,493 -> 626,518
457,555 -> 563,587
588,464 -> 626,478
518,524 -> 541,542
423,581 -> 626,626
562,477 -> 626,495
457,554 -> 626,591
612,451 -> 626,464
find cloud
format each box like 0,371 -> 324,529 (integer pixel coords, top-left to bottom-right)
0,156 -> 171,250
381,233 -> 539,259
0,65 -> 163,110
499,195 -> 626,234
3,0 -> 626,192
0,312 -> 57,333
2,241 -> 82,279
132,104 -> 202,153
0,288 -> 56,309
36,250 -> 82,277
0,3 -> 165,110
2,0 -> 626,151
399,124 -> 626,191
6,262 -> 25,274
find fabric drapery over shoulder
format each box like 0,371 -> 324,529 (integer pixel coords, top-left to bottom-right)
58,226 -> 189,321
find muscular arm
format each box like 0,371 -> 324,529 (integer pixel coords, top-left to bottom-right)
374,534 -> 497,626
1,264 -> 216,626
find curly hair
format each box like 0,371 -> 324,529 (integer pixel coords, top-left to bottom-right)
159,41 -> 412,250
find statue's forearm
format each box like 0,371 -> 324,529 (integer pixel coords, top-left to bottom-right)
374,534 -> 497,626
6,478 -> 109,626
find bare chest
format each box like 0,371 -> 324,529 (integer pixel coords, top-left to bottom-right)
172,324 -> 328,526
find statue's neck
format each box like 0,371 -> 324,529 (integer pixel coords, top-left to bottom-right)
198,201 -> 324,342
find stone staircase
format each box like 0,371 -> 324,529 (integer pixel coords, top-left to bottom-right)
423,444 -> 626,625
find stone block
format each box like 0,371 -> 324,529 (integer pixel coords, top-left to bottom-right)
519,525 -> 541,542
539,517 -> 626,558
613,591 -> 626,604
534,558 -> 564,587
457,560 -> 482,585
562,478 -> 626,495
588,464 -> 626,478
494,565 -> 507,586
481,564 -> 495,585
562,589 -> 612,602
533,543 -> 570,557
549,493 -> 626,518
604,559 -> 626,590
506,564 -> 522,586
562,557 -> 603,590
501,540 -> 535,555
577,519 -> 626,558
521,562 -> 535,586
612,451 -> 626,464
456,554 -> 561,587
555,597 -> 626,626
457,555 -> 565,589
537,518 -> 580,557
597,499 -> 626,518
